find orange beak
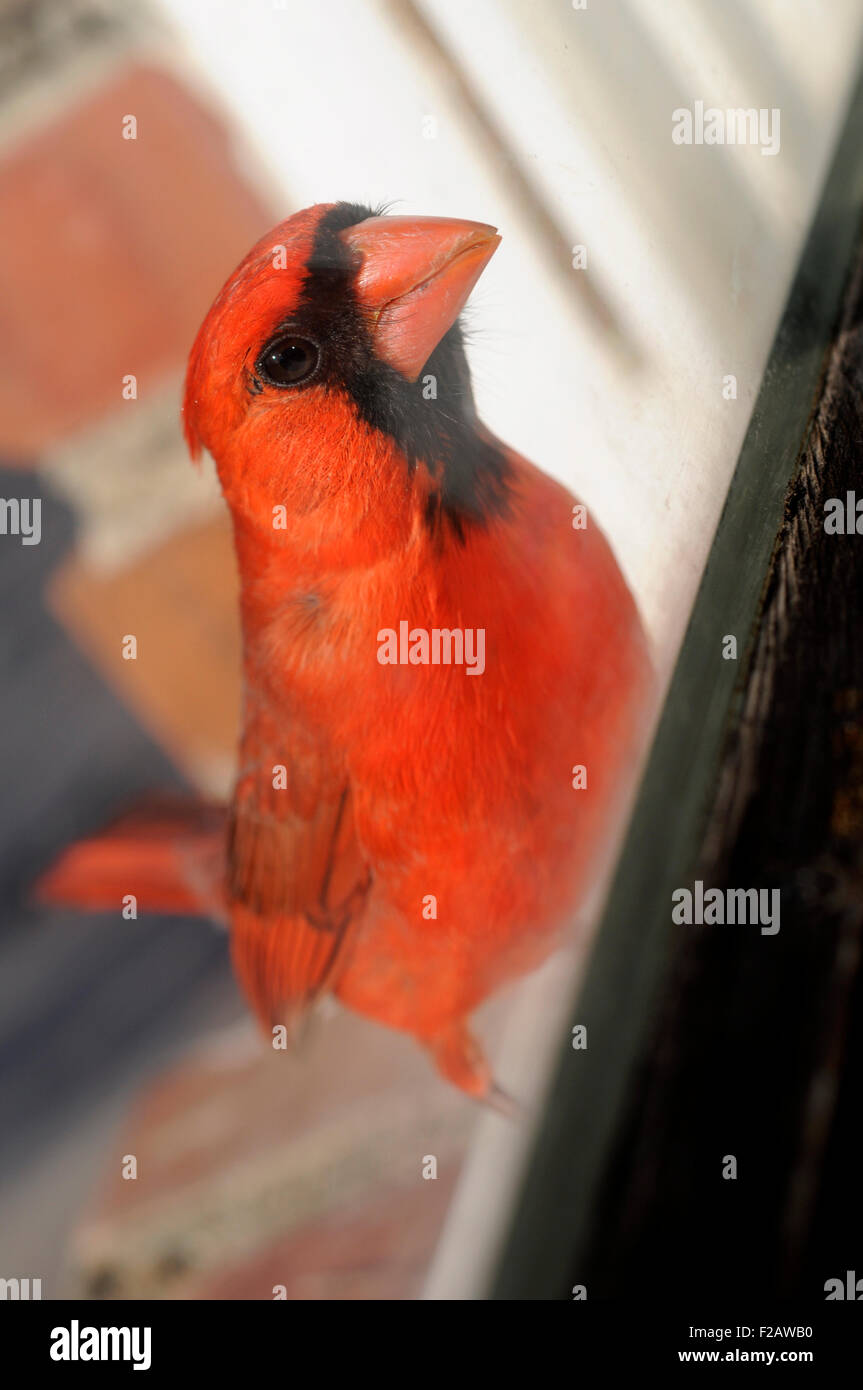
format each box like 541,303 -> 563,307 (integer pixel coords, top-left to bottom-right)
339,215 -> 500,380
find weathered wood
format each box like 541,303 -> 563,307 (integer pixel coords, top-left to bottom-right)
582,236 -> 863,1298
492,69 -> 863,1301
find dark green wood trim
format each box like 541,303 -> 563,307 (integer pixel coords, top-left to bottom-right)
490,64 -> 863,1301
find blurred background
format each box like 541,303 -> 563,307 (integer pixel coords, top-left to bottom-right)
1,0 -> 862,1299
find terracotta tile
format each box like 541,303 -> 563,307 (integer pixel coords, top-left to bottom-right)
0,63 -> 274,455
71,1015 -> 473,1300
48,515 -> 242,792
184,1172 -> 459,1301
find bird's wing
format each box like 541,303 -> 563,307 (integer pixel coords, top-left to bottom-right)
227,707 -> 371,1024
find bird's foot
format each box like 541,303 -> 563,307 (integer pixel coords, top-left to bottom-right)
425,1021 -> 523,1120
480,1081 -> 524,1122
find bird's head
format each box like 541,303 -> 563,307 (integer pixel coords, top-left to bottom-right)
183,201 -> 509,542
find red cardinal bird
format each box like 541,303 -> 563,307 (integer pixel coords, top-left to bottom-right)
40,202 -> 651,1103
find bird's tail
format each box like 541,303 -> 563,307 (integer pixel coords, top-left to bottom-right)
34,794 -> 228,921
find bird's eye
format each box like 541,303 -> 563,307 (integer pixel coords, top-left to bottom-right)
256,335 -> 320,387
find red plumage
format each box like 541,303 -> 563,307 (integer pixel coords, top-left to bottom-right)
41,202 -> 652,1101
